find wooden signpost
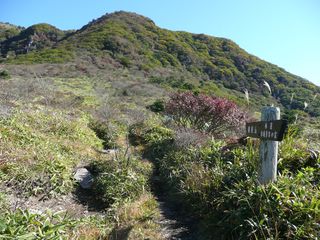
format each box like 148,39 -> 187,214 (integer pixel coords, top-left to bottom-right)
246,120 -> 287,141
246,107 -> 288,184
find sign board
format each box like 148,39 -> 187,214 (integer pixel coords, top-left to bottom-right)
246,120 -> 287,141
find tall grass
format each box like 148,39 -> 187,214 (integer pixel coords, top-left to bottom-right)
0,106 -> 102,197
130,118 -> 320,239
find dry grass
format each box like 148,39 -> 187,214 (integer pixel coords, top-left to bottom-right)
71,226 -> 106,240
113,193 -> 164,240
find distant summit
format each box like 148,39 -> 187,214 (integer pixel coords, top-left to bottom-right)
0,23 -> 67,57
0,22 -> 23,43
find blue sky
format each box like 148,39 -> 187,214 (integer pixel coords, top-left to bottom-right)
1,0 -> 320,85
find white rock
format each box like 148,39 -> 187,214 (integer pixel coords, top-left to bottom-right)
106,149 -> 118,154
74,168 -> 93,189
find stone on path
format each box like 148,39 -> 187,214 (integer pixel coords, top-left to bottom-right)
74,168 -> 93,189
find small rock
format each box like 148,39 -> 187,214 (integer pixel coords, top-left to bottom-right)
74,168 -> 93,189
106,149 -> 118,155
94,148 -> 118,155
308,149 -> 319,161
29,209 -> 43,215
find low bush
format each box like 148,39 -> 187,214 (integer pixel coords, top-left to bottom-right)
279,125 -> 318,172
0,70 -> 10,79
148,99 -> 165,113
129,119 -> 173,159
118,56 -> 131,67
0,208 -> 112,239
89,120 -> 118,149
0,210 -> 78,238
129,119 -> 173,145
6,48 -> 74,64
133,119 -> 320,239
214,168 -> 320,239
165,92 -> 248,137
149,76 -> 195,90
90,153 -> 152,207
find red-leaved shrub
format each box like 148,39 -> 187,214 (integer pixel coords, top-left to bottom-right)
165,92 -> 247,137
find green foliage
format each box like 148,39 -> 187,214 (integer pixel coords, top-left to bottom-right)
282,109 -> 308,125
0,210 -> 78,238
2,11 -> 320,116
0,208 -> 112,239
118,55 -> 131,67
129,119 -> 173,146
0,23 -> 22,42
0,106 -> 102,197
6,48 -> 74,64
149,76 -> 196,90
0,70 -> 10,79
147,99 -> 165,113
279,125 -> 317,172
89,120 -> 118,149
90,154 -> 151,207
213,171 -> 320,239
135,118 -> 320,239
1,23 -> 65,57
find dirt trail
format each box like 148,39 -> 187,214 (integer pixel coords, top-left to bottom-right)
156,198 -> 193,240
152,172 -> 194,240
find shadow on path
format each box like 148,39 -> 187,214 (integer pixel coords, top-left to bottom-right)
73,186 -> 106,212
151,172 -> 197,240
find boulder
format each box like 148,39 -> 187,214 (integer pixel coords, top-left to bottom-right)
74,168 -> 93,189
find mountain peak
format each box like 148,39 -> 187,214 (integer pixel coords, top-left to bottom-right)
97,11 -> 155,25
25,23 -> 64,34
79,11 -> 156,32
1,23 -> 65,56
0,22 -> 23,42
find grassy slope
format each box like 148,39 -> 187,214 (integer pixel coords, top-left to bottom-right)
0,74 -> 168,239
0,107 -> 101,196
1,72 -> 319,238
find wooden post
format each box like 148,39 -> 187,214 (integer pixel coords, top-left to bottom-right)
258,106 -> 280,184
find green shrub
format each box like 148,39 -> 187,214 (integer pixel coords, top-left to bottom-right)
89,120 -> 117,149
137,119 -> 320,239
213,170 -> 320,239
161,141 -> 320,238
6,48 -> 74,64
0,209 -> 78,238
118,56 -> 131,67
129,120 -> 173,145
279,125 -> 313,172
90,155 -> 151,207
0,208 -> 111,239
0,70 -> 10,79
148,99 -> 165,113
149,76 -> 195,90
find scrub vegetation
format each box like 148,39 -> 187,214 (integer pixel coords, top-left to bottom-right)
0,11 -> 319,239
